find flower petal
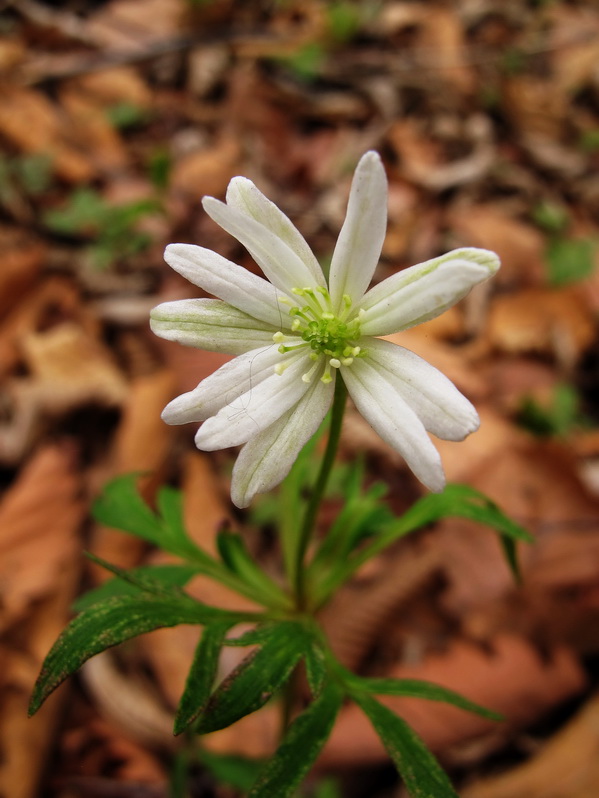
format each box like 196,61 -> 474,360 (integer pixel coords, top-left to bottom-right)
150,299 -> 279,355
161,345 -> 281,424
359,248 -> 500,337
202,197 -> 318,294
328,151 -> 388,311
226,177 -> 325,285
363,337 -> 479,440
231,376 -> 334,508
164,243 -> 284,327
195,353 -> 318,450
341,358 -> 445,492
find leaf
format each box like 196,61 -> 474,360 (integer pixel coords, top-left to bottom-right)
248,680 -> 344,798
195,621 -> 306,734
304,639 -> 327,697
197,749 -> 265,792
174,622 -> 232,735
73,563 -> 198,611
354,693 -> 459,798
216,531 -> 289,605
352,677 -> 502,722
29,593 -> 252,716
546,237 -> 595,287
92,475 -> 217,568
316,484 -> 532,604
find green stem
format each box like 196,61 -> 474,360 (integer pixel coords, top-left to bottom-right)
293,377 -> 347,610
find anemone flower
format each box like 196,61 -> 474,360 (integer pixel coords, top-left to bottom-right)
151,152 -> 499,507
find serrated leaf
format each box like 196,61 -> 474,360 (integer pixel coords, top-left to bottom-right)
30,593 -> 252,716
248,679 -> 344,798
216,531 -> 289,604
197,749 -> 265,792
73,563 -> 198,611
352,677 -> 502,722
196,621 -> 306,734
174,622 -> 232,735
354,693 -> 459,798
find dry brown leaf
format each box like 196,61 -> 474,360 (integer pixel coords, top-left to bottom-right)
65,67 -> 152,109
0,86 -> 94,182
417,7 -> 474,94
86,0 -> 186,50
91,368 -> 177,574
448,205 -> 546,287
502,77 -> 567,140
487,287 -> 595,365
170,137 -> 242,200
0,446 -> 84,798
462,690 -> 599,798
0,227 -> 45,320
60,87 -> 129,173
0,445 -> 84,632
321,636 -> 585,767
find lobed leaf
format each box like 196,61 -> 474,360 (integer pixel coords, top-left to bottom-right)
354,693 -> 459,798
195,621 -> 307,734
29,593 -> 251,716
248,679 -> 344,798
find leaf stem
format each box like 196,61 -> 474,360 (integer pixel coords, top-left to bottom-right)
293,377 -> 347,610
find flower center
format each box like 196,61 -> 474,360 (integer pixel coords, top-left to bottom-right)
272,286 -> 363,383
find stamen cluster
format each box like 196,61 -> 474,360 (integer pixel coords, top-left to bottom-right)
273,287 -> 363,384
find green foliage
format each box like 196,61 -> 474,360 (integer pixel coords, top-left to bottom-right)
72,563 -> 198,611
32,466 -> 525,798
354,693 -> 459,798
248,679 -> 344,798
312,483 -> 533,606
105,102 -> 150,129
175,622 -> 233,734
43,187 -> 160,269
196,621 -> 308,733
0,152 -> 53,208
546,236 -> 595,287
517,383 -> 588,438
29,590 -> 248,716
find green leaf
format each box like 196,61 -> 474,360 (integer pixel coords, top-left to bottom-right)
248,680 -> 344,798
304,639 -> 327,697
174,622 -> 232,735
73,563 -> 198,611
351,677 -> 502,722
196,621 -> 306,733
197,749 -> 265,792
315,484 -> 532,605
92,473 -> 163,545
92,475 -> 218,568
354,693 -> 459,798
29,593 -> 253,716
546,237 -> 595,287
216,531 -> 289,605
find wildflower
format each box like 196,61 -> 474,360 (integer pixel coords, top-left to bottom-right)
151,152 -> 499,507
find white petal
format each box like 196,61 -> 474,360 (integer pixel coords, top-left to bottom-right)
202,197 -> 318,294
231,376 -> 334,508
226,177 -> 325,285
195,354 -> 317,450
363,338 -> 479,440
359,247 -> 500,336
341,359 -> 445,492
150,299 -> 279,354
164,243 -> 284,327
328,151 -> 388,311
162,345 -> 281,424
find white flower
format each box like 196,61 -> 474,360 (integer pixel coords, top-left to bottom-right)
151,152 -> 499,508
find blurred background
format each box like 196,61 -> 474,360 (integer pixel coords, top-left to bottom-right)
1,1 -> 599,796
